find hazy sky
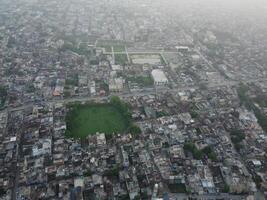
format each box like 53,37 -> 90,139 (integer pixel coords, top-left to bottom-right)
160,0 -> 267,12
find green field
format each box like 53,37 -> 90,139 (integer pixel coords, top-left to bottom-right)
127,76 -> 153,87
129,53 -> 166,65
0,86 -> 7,109
66,104 -> 128,139
96,39 -> 127,46
115,53 -> 128,65
113,45 -> 126,52
99,45 -> 112,53
98,45 -> 126,53
96,39 -> 127,53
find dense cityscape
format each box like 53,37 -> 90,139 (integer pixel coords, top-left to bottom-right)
0,0 -> 267,199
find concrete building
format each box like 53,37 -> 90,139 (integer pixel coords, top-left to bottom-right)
175,46 -> 189,53
151,69 -> 168,86
109,77 -> 124,92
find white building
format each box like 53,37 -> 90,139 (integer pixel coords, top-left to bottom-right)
175,46 -> 189,53
151,69 -> 168,86
96,133 -> 106,147
32,139 -> 52,156
109,77 -> 124,92
111,65 -> 123,71
90,81 -> 96,96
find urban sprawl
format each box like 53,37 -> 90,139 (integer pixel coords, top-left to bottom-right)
0,0 -> 267,199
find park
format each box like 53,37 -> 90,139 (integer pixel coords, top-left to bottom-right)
65,96 -> 140,139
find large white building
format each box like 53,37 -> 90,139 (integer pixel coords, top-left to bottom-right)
109,77 -> 124,92
151,69 -> 168,86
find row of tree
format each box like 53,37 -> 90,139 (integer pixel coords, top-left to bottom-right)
183,142 -> 217,161
110,96 -> 141,135
0,86 -> 7,108
237,83 -> 267,132
230,129 -> 245,152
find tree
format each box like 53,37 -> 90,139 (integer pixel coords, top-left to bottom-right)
0,86 -> 7,106
253,175 -> 262,189
105,133 -> 114,141
183,142 -> 204,160
156,111 -> 167,118
110,96 -> 121,107
230,129 -> 245,152
7,36 -> 16,47
84,169 -> 92,176
194,150 -> 204,160
0,86 -> 7,98
230,129 -> 245,144
237,83 -> 249,104
0,187 -> 6,197
129,124 -> 141,135
208,152 -> 217,161
26,83 -> 35,93
64,91 -> 71,97
222,184 -> 230,193
110,96 -> 132,125
103,165 -> 120,178
202,146 -> 217,161
133,195 -> 141,200
202,146 -> 212,155
190,110 -> 199,119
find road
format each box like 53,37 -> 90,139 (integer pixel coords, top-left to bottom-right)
11,143 -> 20,200
167,193 -> 248,200
105,51 -> 178,55
7,86 -> 195,112
10,113 -> 23,200
6,76 -> 267,113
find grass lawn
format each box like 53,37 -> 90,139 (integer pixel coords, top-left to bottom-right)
113,45 -> 126,52
99,45 -> 112,53
97,39 -> 127,46
127,76 -> 153,87
168,183 -> 187,193
129,53 -> 166,65
96,40 -> 127,53
66,104 -> 128,139
115,53 -> 128,65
